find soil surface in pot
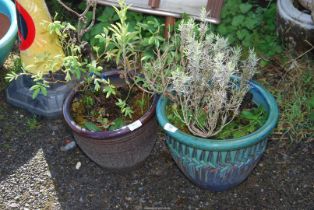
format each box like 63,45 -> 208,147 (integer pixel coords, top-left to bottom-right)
71,85 -> 153,131
166,92 -> 267,139
0,13 -> 10,40
293,0 -> 312,14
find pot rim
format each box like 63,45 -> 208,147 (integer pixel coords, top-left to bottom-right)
277,0 -> 314,28
156,80 -> 279,151
0,0 -> 18,48
63,70 -> 158,140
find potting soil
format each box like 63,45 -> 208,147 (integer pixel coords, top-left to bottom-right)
0,13 -> 10,40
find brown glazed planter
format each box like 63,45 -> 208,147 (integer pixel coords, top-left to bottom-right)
63,71 -> 158,170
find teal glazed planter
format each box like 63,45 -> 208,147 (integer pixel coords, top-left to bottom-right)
156,80 -> 279,191
0,0 -> 17,65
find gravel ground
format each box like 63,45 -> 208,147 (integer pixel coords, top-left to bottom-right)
0,149 -> 60,209
0,90 -> 314,210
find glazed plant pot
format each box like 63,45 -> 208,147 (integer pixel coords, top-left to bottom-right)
156,80 -> 279,191
63,71 -> 158,170
0,0 -> 18,65
277,0 -> 314,52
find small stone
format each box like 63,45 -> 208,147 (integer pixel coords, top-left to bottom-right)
60,141 -> 76,152
47,171 -> 52,178
75,162 -> 81,170
48,123 -> 59,131
9,203 -> 19,208
79,197 -> 83,202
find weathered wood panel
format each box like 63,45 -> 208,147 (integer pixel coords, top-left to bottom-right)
96,0 -> 223,23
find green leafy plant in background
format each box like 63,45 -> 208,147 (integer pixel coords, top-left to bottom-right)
82,3 -> 164,60
212,0 -> 282,66
46,0 -> 77,22
50,0 -> 281,66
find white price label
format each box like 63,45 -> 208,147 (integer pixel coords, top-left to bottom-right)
163,123 -> 178,133
128,120 -> 142,131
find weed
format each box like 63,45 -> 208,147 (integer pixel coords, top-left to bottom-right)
211,0 -> 282,65
215,106 -> 267,139
26,116 -> 40,130
0,54 -> 21,91
136,96 -> 147,115
273,57 -> 314,142
2,143 -> 11,150
167,104 -> 267,139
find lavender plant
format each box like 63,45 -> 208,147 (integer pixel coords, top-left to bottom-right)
141,10 -> 258,138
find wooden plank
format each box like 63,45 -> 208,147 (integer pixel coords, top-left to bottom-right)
148,0 -> 160,8
164,16 -> 175,38
96,0 -> 222,23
